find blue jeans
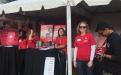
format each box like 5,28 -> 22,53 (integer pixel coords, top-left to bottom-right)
77,60 -> 93,75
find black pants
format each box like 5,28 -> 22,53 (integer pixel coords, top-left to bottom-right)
0,46 -> 18,75
58,52 -> 66,75
18,50 -> 27,75
93,58 -> 103,75
0,47 -> 3,75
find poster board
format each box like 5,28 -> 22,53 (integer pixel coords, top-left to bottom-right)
44,57 -> 55,75
40,24 -> 53,46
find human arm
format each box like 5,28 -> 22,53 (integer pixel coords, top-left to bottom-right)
73,47 -> 78,68
88,45 -> 96,68
103,33 -> 121,62
55,36 -> 67,49
55,44 -> 66,49
88,33 -> 96,68
28,29 -> 33,40
103,54 -> 112,59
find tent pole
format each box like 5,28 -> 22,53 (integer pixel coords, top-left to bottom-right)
66,5 -> 72,75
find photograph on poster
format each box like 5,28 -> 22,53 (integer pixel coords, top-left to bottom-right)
40,24 -> 53,47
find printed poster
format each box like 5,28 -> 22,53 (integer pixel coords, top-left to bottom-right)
40,24 -> 53,43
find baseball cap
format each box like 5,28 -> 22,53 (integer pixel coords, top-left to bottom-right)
95,22 -> 112,32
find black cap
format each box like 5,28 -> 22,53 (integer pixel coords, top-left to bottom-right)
95,22 -> 112,32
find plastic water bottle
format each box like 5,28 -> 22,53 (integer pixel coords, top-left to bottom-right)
38,41 -> 42,47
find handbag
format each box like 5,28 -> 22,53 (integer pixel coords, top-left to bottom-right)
95,40 -> 106,62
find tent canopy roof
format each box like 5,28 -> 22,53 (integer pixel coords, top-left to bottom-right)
78,0 -> 121,14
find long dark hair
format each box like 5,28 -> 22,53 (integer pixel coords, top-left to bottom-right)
19,30 -> 27,40
58,28 -> 66,37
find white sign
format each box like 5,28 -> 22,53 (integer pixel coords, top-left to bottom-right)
44,57 -> 55,75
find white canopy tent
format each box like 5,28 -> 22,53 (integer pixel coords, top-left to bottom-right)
0,0 -> 112,14
0,0 -> 81,14
0,0 -> 112,75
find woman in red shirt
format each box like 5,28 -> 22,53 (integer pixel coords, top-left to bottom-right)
27,29 -> 39,48
93,33 -> 106,75
54,28 -> 67,75
73,21 -> 96,75
19,30 -> 27,49
19,30 -> 27,75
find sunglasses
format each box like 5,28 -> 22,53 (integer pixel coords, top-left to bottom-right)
79,26 -> 87,29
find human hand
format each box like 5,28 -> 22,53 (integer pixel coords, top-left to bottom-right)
55,44 -> 59,48
96,52 -> 104,57
30,29 -> 33,35
73,61 -> 77,68
103,54 -> 112,59
87,61 -> 93,68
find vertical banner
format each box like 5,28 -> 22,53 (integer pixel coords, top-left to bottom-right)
53,25 -> 65,40
40,24 -> 53,44
44,57 -> 55,75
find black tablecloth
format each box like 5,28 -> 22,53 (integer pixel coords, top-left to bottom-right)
0,46 -> 19,75
24,48 -> 60,75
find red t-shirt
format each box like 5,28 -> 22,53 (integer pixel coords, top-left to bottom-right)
74,33 -> 96,61
54,36 -> 67,54
19,39 -> 27,49
1,28 -> 18,46
27,35 -> 39,48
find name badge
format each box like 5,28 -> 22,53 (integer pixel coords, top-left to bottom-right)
77,39 -> 81,41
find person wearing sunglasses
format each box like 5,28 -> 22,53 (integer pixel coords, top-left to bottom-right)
73,21 -> 96,75
95,22 -> 121,75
